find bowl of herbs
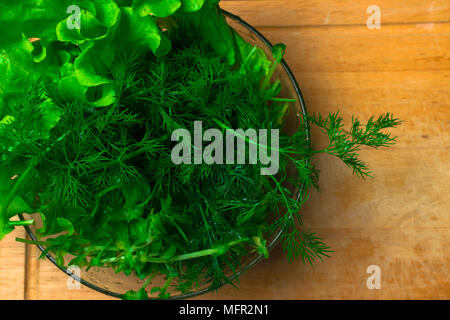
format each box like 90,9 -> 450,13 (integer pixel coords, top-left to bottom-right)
0,0 -> 401,299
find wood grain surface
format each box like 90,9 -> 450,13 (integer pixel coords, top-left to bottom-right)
0,0 -> 449,300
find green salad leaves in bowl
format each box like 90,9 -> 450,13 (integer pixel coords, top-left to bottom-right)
0,0 -> 401,299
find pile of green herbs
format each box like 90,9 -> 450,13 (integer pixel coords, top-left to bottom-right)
0,0 -> 401,299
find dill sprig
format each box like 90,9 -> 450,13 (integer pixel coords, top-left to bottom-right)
309,112 -> 402,178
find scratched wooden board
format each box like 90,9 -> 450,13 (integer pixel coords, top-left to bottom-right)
0,0 -> 449,299
0,229 -> 26,300
220,0 -> 450,26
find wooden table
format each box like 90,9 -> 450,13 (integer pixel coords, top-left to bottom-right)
0,0 -> 449,300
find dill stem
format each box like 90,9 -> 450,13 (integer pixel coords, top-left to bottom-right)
269,97 -> 296,103
146,238 -> 250,264
8,219 -> 34,226
172,220 -> 189,243
141,270 -> 158,290
261,60 -> 279,92
89,185 -> 122,216
88,135 -> 167,172
162,275 -> 174,291
121,147 -> 149,162
15,237 -> 52,246
83,245 -> 120,253
311,149 -> 330,154
213,118 -> 281,153
91,147 -> 148,171
276,102 -> 290,126
268,174 -> 294,221
239,46 -> 257,73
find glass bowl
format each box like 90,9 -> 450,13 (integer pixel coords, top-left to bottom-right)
19,9 -> 308,299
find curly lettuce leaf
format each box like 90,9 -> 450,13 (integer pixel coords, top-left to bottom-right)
1,0 -> 260,108
56,0 -> 121,43
179,0 -> 236,65
133,0 -> 182,18
0,0 -> 175,107
180,0 -> 206,12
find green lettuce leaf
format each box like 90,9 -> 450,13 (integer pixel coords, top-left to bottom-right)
179,1 -> 235,65
132,0 -> 182,18
0,172 -> 33,241
180,0 -> 206,12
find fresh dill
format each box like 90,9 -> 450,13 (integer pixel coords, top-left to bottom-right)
0,0 -> 401,299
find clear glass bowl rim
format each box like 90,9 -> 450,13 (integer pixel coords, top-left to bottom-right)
19,9 -> 309,300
